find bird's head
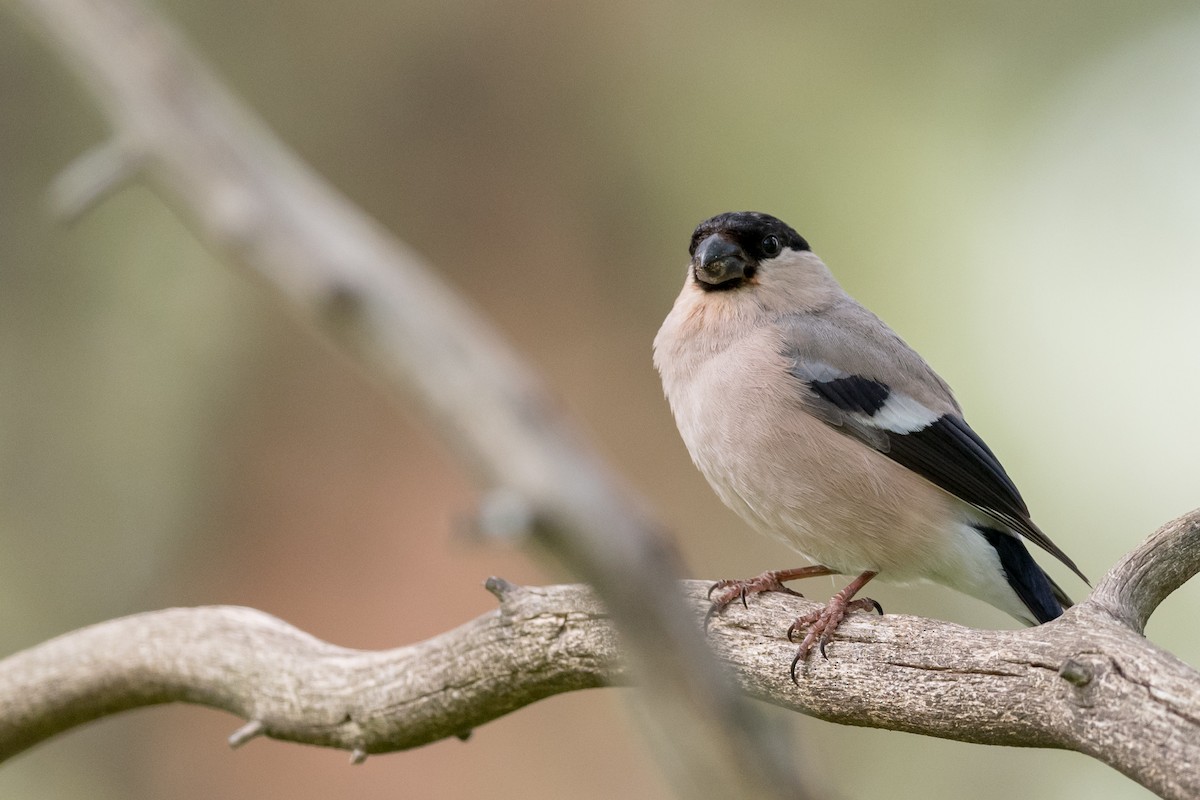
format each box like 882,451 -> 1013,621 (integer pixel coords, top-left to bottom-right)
688,211 -> 810,291
685,211 -> 841,315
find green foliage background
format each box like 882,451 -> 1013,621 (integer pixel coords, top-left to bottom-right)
2,1 -> 1199,797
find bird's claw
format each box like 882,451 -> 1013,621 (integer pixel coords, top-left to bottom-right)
787,596 -> 883,682
705,571 -> 805,629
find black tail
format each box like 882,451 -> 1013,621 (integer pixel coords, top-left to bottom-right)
977,526 -> 1069,624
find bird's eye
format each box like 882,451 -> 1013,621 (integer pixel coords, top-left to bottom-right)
761,235 -> 782,257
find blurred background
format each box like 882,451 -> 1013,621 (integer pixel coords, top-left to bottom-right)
3,0 -> 1199,797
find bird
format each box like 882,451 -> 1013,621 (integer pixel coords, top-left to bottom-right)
652,211 -> 1087,679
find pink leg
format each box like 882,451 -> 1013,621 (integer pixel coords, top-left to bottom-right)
706,565 -> 839,628
787,570 -> 882,680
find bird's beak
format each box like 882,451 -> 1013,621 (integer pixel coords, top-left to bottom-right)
693,234 -> 749,286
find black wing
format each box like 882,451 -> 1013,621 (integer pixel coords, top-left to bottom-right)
791,360 -> 1088,584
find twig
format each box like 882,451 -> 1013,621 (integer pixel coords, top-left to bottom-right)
46,138 -> 144,221
1091,510 -> 1200,633
227,720 -> 265,749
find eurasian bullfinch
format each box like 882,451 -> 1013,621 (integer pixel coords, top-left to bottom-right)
653,211 -> 1086,677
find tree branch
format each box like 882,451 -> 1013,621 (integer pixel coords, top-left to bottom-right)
9,0 -> 811,796
3,524 -> 1199,799
0,582 -> 625,764
1091,508 -> 1200,634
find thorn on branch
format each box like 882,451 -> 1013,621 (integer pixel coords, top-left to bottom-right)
349,747 -> 368,765
484,576 -> 519,601
227,719 -> 266,749
48,140 -> 144,222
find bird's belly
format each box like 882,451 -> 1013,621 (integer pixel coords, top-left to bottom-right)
681,388 -> 961,581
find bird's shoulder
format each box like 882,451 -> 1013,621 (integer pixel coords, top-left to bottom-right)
776,299 -> 960,417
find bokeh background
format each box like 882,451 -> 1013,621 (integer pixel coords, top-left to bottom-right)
3,1 -> 1199,798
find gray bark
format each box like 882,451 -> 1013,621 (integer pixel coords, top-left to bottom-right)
2,510 -> 1198,798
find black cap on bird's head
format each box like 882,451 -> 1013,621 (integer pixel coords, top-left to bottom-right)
688,212 -> 810,291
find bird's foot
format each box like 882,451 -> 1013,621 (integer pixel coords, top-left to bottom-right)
787,593 -> 882,680
705,570 -> 812,630
705,565 -> 840,629
709,570 -> 804,611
